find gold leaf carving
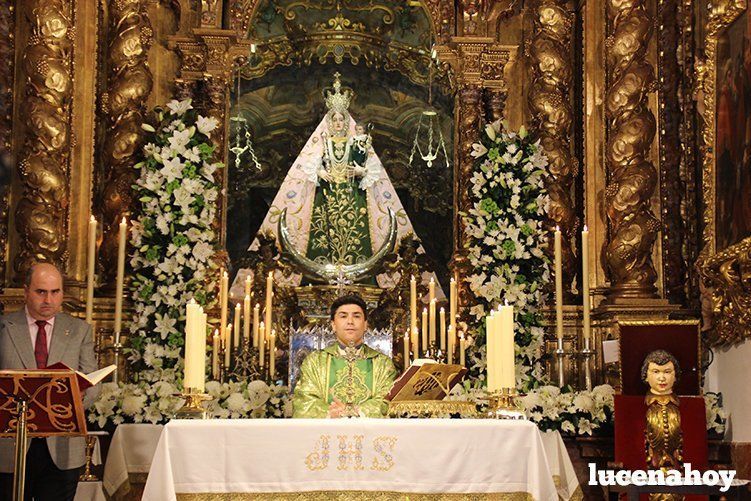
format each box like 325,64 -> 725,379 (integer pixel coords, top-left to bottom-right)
97,0 -> 153,284
14,0 -> 74,276
603,0 -> 660,299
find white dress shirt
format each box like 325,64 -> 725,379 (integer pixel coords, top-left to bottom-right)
25,307 -> 55,350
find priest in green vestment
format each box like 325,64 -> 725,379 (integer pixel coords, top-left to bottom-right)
293,294 -> 396,418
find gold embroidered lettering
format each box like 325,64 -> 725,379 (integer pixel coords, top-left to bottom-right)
337,434 -> 364,471
370,435 -> 397,471
305,435 -> 330,471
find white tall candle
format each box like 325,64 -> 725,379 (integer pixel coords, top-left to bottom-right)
86,216 -> 97,324
233,303 -> 241,349
184,300 -> 206,391
439,307 -> 446,351
410,275 -> 417,342
220,270 -> 228,345
459,332 -> 466,366
253,303 -> 260,347
429,299 -> 436,345
554,227 -> 563,342
412,326 -> 419,359
113,217 -> 127,344
499,304 -> 515,389
269,329 -> 276,378
212,329 -> 220,379
224,324 -> 232,368
448,325 -> 455,364
486,312 -> 497,391
258,321 -> 265,368
243,294 -> 251,346
264,272 -> 273,341
582,225 -> 591,345
244,274 -> 252,297
429,277 -> 435,304
449,277 -> 457,344
421,308 -> 428,351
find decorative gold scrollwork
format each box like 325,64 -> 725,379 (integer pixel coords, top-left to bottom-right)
526,0 -> 577,295
14,0 -> 74,277
701,238 -> 751,347
97,0 -> 153,285
603,0 -> 660,299
696,0 -> 748,345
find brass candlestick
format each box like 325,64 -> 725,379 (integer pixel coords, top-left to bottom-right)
486,388 -> 526,420
555,339 -> 566,387
175,387 -> 211,419
580,337 -> 594,391
79,435 -> 99,481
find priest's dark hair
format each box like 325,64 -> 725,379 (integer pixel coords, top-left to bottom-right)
330,294 -> 367,320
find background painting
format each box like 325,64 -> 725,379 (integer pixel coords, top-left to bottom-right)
716,11 -> 751,251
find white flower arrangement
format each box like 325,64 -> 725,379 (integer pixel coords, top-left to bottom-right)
462,121 -> 550,391
519,384 -> 614,435
89,99 -> 290,425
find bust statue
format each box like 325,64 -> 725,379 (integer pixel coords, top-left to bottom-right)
641,350 -> 684,486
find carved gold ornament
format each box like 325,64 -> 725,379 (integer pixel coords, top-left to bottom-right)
14,0 -> 74,276
603,0 -> 660,299
697,0 -> 749,346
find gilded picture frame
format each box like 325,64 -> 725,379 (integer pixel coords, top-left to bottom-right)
699,0 -> 751,347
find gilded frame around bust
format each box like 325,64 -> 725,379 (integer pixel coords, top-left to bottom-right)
698,0 -> 751,347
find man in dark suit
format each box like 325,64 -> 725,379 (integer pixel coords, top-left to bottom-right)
0,263 -> 100,501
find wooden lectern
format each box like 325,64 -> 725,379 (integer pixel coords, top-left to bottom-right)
0,369 -> 88,501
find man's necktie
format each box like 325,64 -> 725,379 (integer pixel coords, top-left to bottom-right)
35,320 -> 48,369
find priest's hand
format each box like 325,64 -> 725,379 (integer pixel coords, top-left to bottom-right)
327,398 -> 347,418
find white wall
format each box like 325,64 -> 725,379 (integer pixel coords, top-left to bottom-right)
706,339 -> 751,442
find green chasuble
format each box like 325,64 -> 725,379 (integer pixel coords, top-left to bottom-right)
293,343 -> 396,418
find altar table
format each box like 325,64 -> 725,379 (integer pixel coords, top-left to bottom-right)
142,419 -> 580,501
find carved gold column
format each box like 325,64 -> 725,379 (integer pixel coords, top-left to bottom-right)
98,0 -> 153,285
602,0 -> 660,300
203,73 -> 230,248
527,0 -> 577,297
14,0 -> 74,277
0,1 -> 14,288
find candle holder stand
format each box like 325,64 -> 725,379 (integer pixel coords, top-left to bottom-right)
552,341 -> 596,391
175,387 -> 211,419
229,339 -> 261,382
555,340 -> 566,388
79,435 -> 99,481
485,388 -> 525,420
570,339 -> 595,391
423,342 -> 445,362
101,341 -> 124,384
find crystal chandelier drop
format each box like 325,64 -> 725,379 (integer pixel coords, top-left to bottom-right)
229,47 -> 261,172
409,45 -> 450,170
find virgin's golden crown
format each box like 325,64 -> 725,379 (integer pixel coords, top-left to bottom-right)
323,72 -> 353,114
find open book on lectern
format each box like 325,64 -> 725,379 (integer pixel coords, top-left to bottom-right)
386,359 -> 467,402
46,363 -> 116,391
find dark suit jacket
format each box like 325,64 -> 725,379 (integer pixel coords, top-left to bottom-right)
0,308 -> 100,472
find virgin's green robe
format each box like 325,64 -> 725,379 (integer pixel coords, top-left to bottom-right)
293,344 -> 396,418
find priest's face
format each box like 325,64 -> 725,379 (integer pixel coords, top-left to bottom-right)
645,361 -> 676,395
331,303 -> 367,346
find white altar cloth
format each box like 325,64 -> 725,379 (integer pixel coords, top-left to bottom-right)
103,423 -> 164,497
143,419 -> 567,501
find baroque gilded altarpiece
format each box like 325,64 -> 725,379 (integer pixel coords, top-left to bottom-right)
0,0 -> 734,384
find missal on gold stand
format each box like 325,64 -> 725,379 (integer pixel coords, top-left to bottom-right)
386,359 -> 467,402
